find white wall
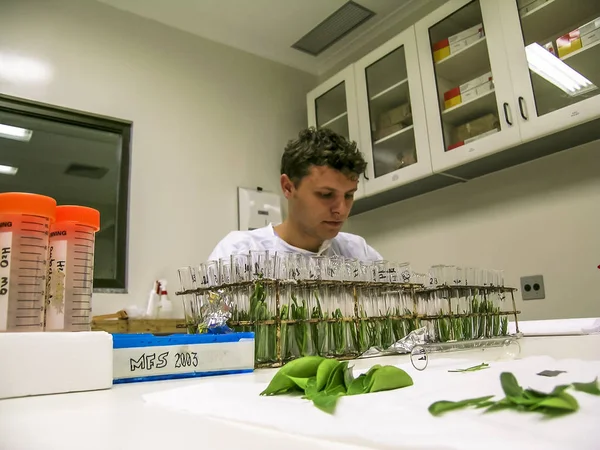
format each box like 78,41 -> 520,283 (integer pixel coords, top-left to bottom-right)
346,140 -> 600,321
0,0 -> 316,316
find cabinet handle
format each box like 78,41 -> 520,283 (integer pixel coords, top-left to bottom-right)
503,102 -> 513,126
518,96 -> 528,120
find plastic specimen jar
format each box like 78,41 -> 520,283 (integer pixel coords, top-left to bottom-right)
0,192 -> 56,332
45,205 -> 100,331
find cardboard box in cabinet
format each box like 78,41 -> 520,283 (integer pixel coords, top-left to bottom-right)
557,17 -> 600,58
447,128 -> 499,151
443,72 -> 493,110
579,17 -> 600,47
557,30 -> 582,57
394,148 -> 417,170
543,41 -> 556,56
378,103 -> 412,129
433,23 -> 485,63
461,80 -> 494,103
448,113 -> 499,150
579,17 -> 600,37
453,113 -> 499,142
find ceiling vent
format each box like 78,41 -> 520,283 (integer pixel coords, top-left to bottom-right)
291,1 -> 375,56
65,163 -> 109,179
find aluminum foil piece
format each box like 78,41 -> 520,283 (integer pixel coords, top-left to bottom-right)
359,326 -> 428,358
197,289 -> 233,334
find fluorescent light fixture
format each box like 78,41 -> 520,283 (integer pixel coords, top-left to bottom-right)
0,164 -> 18,175
525,43 -> 596,96
0,123 -> 33,142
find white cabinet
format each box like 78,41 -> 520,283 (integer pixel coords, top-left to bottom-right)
498,0 -> 600,142
415,0 -> 522,174
305,0 -> 600,213
354,27 -> 433,197
306,66 -> 365,199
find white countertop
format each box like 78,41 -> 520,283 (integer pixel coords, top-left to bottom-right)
1,335 -> 599,450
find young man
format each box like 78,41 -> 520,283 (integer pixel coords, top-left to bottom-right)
208,127 -> 382,261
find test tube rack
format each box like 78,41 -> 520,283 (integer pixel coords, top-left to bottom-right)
176,278 -> 520,369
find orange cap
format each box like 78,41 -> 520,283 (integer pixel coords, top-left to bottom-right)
55,205 -> 100,231
0,192 -> 57,222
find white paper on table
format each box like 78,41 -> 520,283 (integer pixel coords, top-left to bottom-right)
143,356 -> 600,450
509,318 -> 600,336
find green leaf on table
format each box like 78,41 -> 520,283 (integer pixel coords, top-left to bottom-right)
343,364 -> 355,390
347,375 -> 367,396
325,382 -> 347,397
311,391 -> 345,414
483,399 -> 513,414
260,356 -> 324,396
429,395 -> 495,416
505,394 -> 540,407
525,384 -> 570,399
261,357 -> 415,414
530,391 -> 579,413
432,371 -> 585,418
368,366 -> 413,393
475,400 -> 497,409
304,376 -> 318,399
316,358 -> 339,392
287,376 -> 310,391
572,377 -> 600,396
363,364 -> 382,392
324,361 -> 347,395
448,362 -> 490,373
500,372 -> 523,398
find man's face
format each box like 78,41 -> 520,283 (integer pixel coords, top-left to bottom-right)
282,165 -> 358,241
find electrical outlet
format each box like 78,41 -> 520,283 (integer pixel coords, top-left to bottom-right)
520,275 -> 545,300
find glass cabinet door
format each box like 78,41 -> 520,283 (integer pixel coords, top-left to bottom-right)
354,27 -> 432,196
499,0 -> 600,140
365,46 -> 414,178
314,81 -> 349,139
415,0 -> 521,173
306,67 -> 364,197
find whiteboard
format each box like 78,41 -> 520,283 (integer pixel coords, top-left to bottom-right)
237,187 -> 282,231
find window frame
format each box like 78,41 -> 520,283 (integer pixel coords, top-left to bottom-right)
0,94 -> 131,292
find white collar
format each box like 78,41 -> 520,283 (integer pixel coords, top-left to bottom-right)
268,223 -> 333,255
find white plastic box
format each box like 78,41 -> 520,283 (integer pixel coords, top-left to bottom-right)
0,331 -> 113,399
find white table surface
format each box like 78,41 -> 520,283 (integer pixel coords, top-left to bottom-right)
1,335 -> 599,450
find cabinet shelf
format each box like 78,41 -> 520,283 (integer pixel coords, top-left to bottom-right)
320,111 -> 348,128
370,78 -> 409,101
562,40 -> 600,87
368,78 -> 410,116
435,37 -> 490,85
520,0 -> 599,45
442,89 -> 496,126
373,124 -> 414,146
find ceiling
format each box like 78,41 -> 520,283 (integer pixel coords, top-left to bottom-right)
94,0 -> 422,75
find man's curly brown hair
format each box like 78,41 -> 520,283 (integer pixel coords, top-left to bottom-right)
281,127 -> 367,185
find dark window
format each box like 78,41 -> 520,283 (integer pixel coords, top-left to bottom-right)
0,95 -> 131,291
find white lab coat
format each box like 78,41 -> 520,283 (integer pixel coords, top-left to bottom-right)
208,224 -> 382,262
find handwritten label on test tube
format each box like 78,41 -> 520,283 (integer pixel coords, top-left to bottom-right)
0,228 -> 12,330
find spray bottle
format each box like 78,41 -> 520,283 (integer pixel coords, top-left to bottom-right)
158,279 -> 173,318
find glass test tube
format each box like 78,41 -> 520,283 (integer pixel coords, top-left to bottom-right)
410,336 -> 521,371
